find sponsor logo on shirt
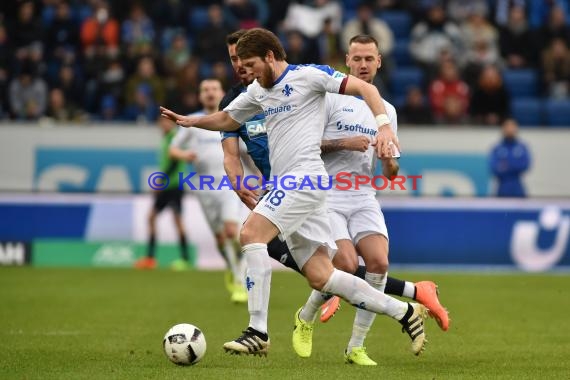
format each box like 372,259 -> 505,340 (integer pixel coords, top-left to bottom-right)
335,121 -> 377,136
245,119 -> 267,138
264,104 -> 292,117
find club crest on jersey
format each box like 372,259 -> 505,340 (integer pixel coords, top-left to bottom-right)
282,84 -> 293,97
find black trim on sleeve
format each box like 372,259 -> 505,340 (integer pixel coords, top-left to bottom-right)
339,77 -> 348,94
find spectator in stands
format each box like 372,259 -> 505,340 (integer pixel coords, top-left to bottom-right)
163,31 -> 191,76
318,17 -> 343,68
541,38 -> 570,99
121,2 -> 155,47
489,118 -> 531,197
124,56 -> 165,111
470,65 -> 511,126
123,83 -> 159,123
9,62 -> 48,120
194,4 -> 234,64
45,88 -> 85,123
285,30 -> 319,64
53,64 -> 85,111
538,6 -> 570,50
460,7 -> 501,86
499,6 -> 537,68
10,0 -> 43,56
120,2 -> 156,64
80,1 -> 120,57
400,86 -> 434,125
428,59 -> 470,124
97,60 -> 126,107
410,3 -> 463,72
341,2 -> 394,56
45,0 -> 79,63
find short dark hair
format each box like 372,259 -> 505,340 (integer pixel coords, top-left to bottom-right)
226,29 -> 247,45
348,34 -> 379,48
236,28 -> 287,61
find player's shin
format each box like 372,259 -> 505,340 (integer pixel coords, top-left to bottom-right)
348,272 -> 387,350
300,290 -> 330,322
243,243 -> 272,334
321,269 -> 407,320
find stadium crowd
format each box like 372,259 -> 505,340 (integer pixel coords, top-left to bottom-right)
0,0 -> 569,126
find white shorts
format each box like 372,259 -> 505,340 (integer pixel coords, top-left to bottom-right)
327,192 -> 388,245
195,190 -> 241,233
253,175 -> 336,270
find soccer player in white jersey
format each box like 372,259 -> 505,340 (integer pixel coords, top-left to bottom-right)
160,28 -> 427,357
169,79 -> 247,304
292,35 -> 449,364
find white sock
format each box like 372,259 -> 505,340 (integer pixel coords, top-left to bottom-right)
348,272 -> 387,349
403,281 -> 415,299
299,290 -> 329,322
224,240 -> 241,285
322,269 -> 407,320
243,243 -> 272,334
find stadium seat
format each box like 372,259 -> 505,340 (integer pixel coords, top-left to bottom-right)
390,67 -> 423,97
502,69 -> 539,99
199,62 -> 213,78
544,99 -> 570,127
42,6 -> 56,27
342,0 -> 362,12
379,11 -> 412,39
189,7 -> 210,32
392,39 -> 412,66
510,98 -> 543,127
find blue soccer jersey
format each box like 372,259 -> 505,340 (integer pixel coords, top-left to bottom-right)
219,83 -> 271,180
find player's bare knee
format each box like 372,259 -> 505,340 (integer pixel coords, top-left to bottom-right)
306,273 -> 329,291
366,260 -> 389,274
239,226 -> 256,246
333,253 -> 358,274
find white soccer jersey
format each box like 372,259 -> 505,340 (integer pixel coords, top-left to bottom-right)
170,110 -> 227,181
224,65 -> 346,177
323,94 -> 398,195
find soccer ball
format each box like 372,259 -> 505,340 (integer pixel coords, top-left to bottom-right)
163,323 -> 207,366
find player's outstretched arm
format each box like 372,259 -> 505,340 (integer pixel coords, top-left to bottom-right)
341,75 -> 401,158
160,106 -> 240,131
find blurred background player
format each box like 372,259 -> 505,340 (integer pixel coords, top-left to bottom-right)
134,116 -> 191,271
169,78 -> 247,303
490,118 -> 532,197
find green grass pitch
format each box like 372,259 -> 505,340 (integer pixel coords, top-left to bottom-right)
1,267 -> 569,379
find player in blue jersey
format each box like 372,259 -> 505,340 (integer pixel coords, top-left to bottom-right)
161,28 -> 427,357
